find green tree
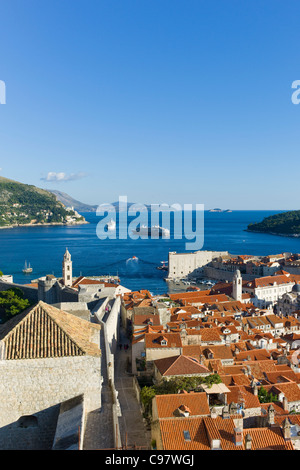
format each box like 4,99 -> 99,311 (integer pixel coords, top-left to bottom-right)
0,288 -> 32,320
140,374 -> 222,416
258,386 -> 277,404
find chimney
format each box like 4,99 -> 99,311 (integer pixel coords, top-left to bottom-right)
222,405 -> 230,419
283,396 -> 289,412
267,404 -> 275,425
245,433 -> 252,450
282,418 -> 291,440
233,427 -> 243,447
251,380 -> 258,396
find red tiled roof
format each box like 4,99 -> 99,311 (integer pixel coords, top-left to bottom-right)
154,355 -> 210,377
133,314 -> 161,326
154,392 -> 210,418
226,385 -> 261,409
159,415 -> 294,450
145,332 -> 182,349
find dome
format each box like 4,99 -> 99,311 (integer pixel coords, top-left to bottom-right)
292,282 -> 300,293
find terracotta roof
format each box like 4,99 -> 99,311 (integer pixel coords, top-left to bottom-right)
270,382 -> 300,402
226,385 -> 261,409
159,417 -> 210,450
169,291 -> 211,301
154,355 -> 210,377
181,345 -> 202,360
0,301 -> 101,359
159,415 -> 294,450
181,344 -> 234,362
220,374 -> 251,386
132,325 -> 164,344
236,360 -> 278,381
183,294 -> 229,305
260,402 -> 288,416
154,392 -> 210,418
202,344 -> 234,361
235,348 -> 271,362
241,426 -> 294,450
264,370 -> 299,384
196,328 -> 222,342
133,314 -> 161,326
144,332 -> 182,349
170,306 -> 201,315
242,274 -> 296,289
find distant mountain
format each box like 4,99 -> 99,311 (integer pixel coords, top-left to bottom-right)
247,210 -> 300,236
48,190 -> 98,212
48,190 -> 155,212
0,176 -> 87,227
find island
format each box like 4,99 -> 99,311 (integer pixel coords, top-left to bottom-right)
247,210 -> 300,237
0,176 -> 87,228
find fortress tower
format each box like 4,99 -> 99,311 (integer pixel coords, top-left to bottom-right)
232,269 -> 242,302
63,248 -> 73,287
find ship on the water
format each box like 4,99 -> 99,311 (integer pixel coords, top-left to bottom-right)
132,225 -> 170,237
157,261 -> 168,271
105,219 -> 116,231
22,261 -> 33,273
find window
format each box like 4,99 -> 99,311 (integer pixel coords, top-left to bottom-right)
183,430 -> 191,442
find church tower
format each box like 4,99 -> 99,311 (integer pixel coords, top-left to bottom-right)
232,269 -> 242,302
62,248 -> 73,287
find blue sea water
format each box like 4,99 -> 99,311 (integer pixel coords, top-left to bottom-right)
0,210 -> 299,295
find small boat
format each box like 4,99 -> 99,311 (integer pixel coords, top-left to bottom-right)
157,261 -> 168,271
105,219 -> 116,231
22,261 -> 33,273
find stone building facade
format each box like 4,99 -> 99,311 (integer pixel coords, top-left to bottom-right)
167,250 -> 229,280
0,301 -> 102,449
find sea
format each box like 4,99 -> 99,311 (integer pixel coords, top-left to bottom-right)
0,210 -> 299,295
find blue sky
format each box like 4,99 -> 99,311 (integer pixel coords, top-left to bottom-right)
0,0 -> 299,209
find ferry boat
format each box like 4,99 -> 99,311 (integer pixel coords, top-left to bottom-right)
132,225 -> 170,237
22,261 -> 33,273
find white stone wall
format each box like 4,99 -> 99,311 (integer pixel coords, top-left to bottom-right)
168,250 -> 228,280
243,282 -> 295,308
0,355 -> 102,428
105,297 -> 121,355
146,347 -> 182,362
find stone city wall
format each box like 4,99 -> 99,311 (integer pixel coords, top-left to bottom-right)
0,355 -> 102,429
0,279 -> 38,303
168,250 -> 229,280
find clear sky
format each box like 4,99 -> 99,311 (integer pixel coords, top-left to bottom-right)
0,0 -> 300,209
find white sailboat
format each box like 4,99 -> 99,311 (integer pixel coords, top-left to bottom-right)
22,261 -> 33,273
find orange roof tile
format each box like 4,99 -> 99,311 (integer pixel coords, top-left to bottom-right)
145,332 -> 182,349
154,392 -> 210,418
154,355 -> 210,377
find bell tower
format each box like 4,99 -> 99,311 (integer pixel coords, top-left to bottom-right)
232,269 -> 242,302
62,248 -> 73,287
